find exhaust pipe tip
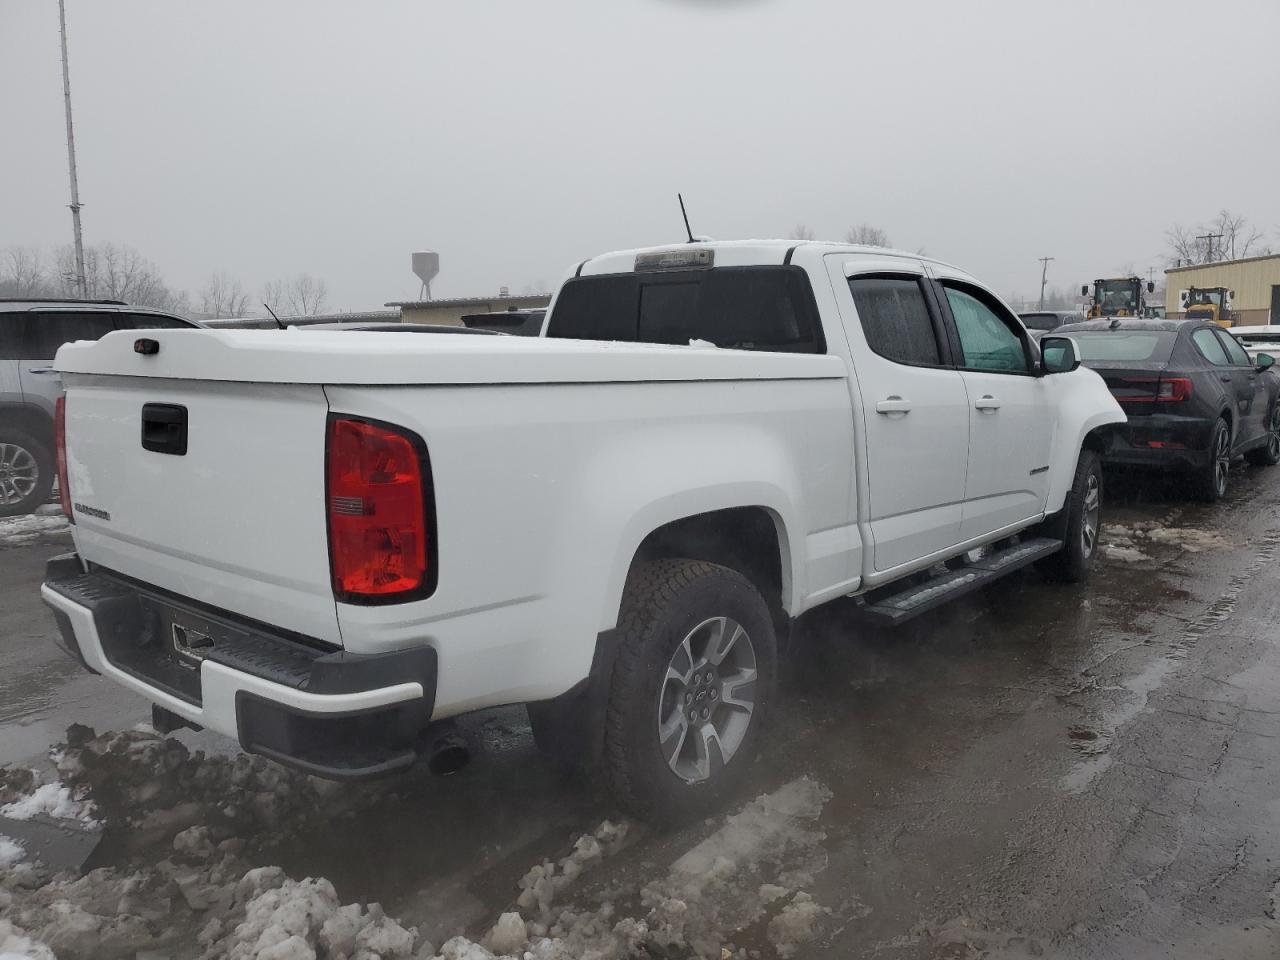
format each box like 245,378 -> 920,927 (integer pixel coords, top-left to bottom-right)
421,720 -> 471,776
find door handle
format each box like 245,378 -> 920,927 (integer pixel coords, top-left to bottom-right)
875,396 -> 912,415
26,366 -> 55,375
974,395 -> 1001,411
1220,375 -> 1232,383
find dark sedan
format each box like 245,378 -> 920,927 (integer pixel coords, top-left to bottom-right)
1056,318 -> 1280,501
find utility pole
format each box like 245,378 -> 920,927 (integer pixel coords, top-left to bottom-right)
1037,256 -> 1054,310
58,0 -> 87,299
1196,232 -> 1223,264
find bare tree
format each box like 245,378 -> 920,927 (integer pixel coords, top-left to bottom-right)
53,242 -> 189,312
265,274 -> 329,316
0,247 -> 53,297
1166,210 -> 1264,265
788,224 -> 816,241
845,224 -> 891,247
199,272 -> 251,318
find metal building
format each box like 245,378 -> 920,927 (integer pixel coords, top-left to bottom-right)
1165,254 -> 1280,326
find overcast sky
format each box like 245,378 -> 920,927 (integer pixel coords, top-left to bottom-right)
2,0 -> 1278,310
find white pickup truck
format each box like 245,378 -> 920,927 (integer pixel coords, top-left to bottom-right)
42,240 -> 1124,819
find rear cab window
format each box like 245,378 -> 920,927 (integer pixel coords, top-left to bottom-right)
546,266 -> 824,353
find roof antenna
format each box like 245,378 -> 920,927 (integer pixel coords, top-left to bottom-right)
263,303 -> 286,330
678,193 -> 695,244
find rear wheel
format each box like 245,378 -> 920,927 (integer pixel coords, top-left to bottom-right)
0,432 -> 54,518
1037,448 -> 1102,583
1245,406 -> 1280,466
603,559 -> 776,822
1193,418 -> 1231,502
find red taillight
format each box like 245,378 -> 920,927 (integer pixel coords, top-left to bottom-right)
1111,376 -> 1193,403
55,395 -> 72,521
326,416 -> 433,602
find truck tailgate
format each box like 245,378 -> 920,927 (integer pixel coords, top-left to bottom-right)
61,375 -> 340,645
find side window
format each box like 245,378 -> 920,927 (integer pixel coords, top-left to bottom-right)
1192,328 -> 1230,366
1216,329 -> 1251,366
115,313 -> 192,331
0,316 -> 22,360
943,285 -> 1029,373
847,275 -> 942,366
21,312 -> 116,359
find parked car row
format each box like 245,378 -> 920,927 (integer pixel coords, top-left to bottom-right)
0,299 -> 201,516
1052,318 -> 1280,501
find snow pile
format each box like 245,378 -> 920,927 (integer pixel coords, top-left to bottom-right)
1102,544 -> 1152,564
196,868 -> 418,960
0,514 -> 70,547
0,780 -> 98,826
0,835 -> 28,869
0,919 -> 56,960
515,820 -> 630,920
430,776 -> 834,960
1144,526 -> 1232,552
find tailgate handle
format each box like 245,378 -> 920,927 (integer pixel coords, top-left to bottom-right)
141,403 -> 188,456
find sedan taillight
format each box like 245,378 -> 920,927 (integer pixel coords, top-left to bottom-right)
325,416 -> 434,603
55,395 -> 73,521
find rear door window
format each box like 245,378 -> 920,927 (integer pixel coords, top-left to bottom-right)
941,284 -> 1029,373
847,276 -> 942,366
20,312 -> 117,359
1215,329 -> 1252,366
1192,328 -> 1230,366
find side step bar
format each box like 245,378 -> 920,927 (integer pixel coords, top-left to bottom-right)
857,537 -> 1063,627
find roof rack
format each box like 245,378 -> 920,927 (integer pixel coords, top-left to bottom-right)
0,297 -> 127,305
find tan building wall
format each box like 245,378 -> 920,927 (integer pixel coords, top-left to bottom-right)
1165,254 -> 1280,326
391,295 -> 551,327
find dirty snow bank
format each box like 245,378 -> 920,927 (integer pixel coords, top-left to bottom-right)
0,835 -> 28,869
0,514 -> 69,547
435,776 -> 835,960
1103,521 -> 1234,563
0,919 -> 57,960
0,726 -> 405,960
0,780 -> 98,826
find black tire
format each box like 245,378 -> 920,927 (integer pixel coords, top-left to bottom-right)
0,429 -> 54,518
1193,417 -> 1231,502
1036,448 -> 1102,584
1245,405 -> 1280,466
603,559 -> 777,822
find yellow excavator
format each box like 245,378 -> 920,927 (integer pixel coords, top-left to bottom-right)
1181,286 -> 1236,328
1082,277 -> 1155,318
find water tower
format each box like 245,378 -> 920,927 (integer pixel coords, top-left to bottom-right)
412,251 -> 439,301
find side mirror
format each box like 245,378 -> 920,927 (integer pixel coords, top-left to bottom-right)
1257,353 -> 1275,372
1147,281 -> 1155,293
1230,290 -> 1236,298
1080,285 -> 1089,297
1041,335 -> 1081,374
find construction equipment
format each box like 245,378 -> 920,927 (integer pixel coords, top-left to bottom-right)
1082,277 -> 1155,319
1180,286 -> 1236,328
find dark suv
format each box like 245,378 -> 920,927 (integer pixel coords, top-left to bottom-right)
0,299 -> 200,516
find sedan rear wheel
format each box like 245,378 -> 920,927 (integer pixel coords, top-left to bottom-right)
1193,418 -> 1231,502
1246,405 -> 1280,466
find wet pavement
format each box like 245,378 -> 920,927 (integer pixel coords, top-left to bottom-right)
3,464 -> 1280,958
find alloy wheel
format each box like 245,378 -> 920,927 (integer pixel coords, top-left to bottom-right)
1081,471 -> 1101,558
0,443 -> 39,506
1214,426 -> 1230,496
1268,409 -> 1280,460
657,616 -> 758,783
